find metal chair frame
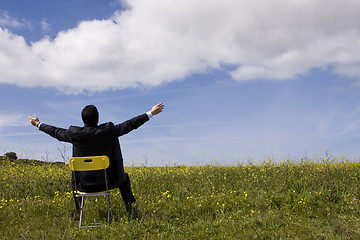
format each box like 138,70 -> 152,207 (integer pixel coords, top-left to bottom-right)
69,156 -> 111,228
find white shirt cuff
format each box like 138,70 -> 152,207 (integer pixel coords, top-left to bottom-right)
37,123 -> 42,128
146,111 -> 153,119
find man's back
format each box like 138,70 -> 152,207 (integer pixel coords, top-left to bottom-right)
39,113 -> 150,191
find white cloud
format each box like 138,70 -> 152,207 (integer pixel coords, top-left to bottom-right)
0,11 -> 30,29
40,18 -> 50,33
1,0 -> 360,93
0,113 -> 27,129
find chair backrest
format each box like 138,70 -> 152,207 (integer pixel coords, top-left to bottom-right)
69,156 -> 111,192
69,156 -> 110,171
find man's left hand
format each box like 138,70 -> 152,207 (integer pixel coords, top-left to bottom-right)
28,115 -> 40,127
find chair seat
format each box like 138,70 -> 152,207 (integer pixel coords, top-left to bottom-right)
74,191 -> 110,197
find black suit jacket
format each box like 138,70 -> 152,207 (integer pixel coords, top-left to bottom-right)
39,113 -> 149,191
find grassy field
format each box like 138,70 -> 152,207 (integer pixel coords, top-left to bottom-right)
1,155 -> 360,239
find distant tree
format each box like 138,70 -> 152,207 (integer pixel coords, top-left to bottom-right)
4,152 -> 17,160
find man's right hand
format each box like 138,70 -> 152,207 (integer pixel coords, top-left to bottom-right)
150,103 -> 164,116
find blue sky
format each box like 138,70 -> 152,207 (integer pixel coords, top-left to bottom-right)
1,0 -> 360,165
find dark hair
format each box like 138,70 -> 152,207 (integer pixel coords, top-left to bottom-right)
81,105 -> 99,125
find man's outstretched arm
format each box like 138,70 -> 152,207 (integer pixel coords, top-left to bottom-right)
115,103 -> 165,136
28,114 -> 71,142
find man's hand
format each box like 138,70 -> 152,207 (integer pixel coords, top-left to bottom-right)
150,103 -> 164,116
28,115 -> 40,127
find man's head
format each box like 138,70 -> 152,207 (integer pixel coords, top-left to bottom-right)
81,105 -> 99,125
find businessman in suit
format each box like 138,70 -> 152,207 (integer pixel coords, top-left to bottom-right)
29,103 -> 164,216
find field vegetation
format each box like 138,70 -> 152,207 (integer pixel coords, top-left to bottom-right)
1,153 -> 360,239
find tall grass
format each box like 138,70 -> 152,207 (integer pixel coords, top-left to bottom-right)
1,155 -> 360,239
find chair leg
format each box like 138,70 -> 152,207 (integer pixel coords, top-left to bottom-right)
79,197 -> 85,228
107,195 -> 111,222
76,194 -> 110,227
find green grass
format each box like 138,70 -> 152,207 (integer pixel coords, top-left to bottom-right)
1,156 -> 360,239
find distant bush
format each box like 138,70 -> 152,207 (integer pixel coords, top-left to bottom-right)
4,152 -> 18,160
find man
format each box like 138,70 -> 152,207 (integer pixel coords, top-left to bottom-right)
29,102 -> 164,216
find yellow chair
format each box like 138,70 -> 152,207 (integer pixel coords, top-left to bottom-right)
69,156 -> 111,228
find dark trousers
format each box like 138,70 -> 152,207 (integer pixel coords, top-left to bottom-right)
73,172 -> 135,212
